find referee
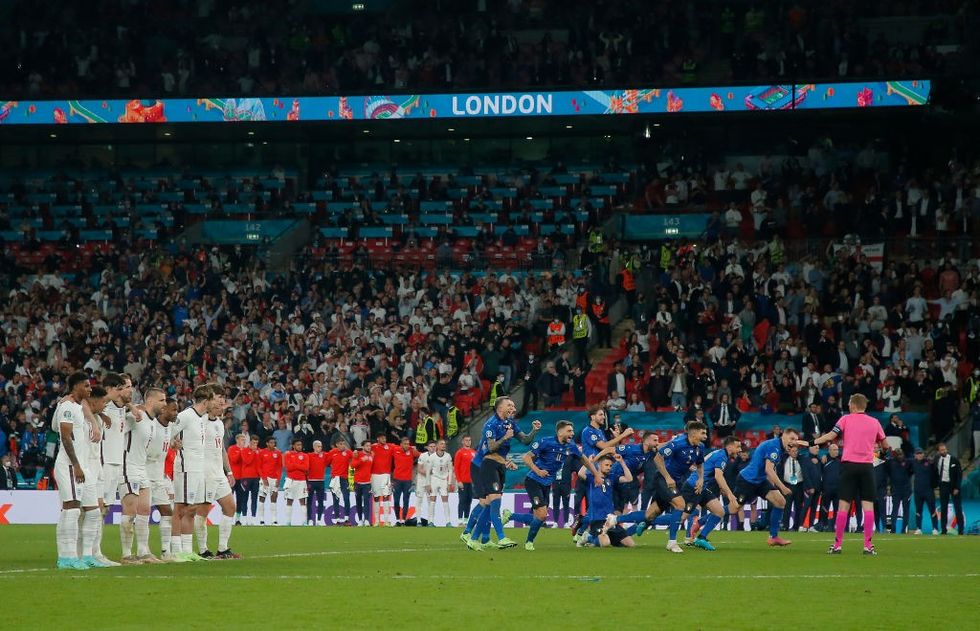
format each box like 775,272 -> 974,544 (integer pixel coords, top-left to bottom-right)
811,394 -> 889,555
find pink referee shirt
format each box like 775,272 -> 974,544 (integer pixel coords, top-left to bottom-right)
832,413 -> 886,464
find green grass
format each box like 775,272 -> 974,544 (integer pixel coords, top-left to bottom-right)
1,525 -> 977,630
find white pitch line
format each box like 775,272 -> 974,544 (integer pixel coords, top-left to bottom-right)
10,572 -> 979,582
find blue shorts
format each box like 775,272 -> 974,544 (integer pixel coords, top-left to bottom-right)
652,475 -> 683,511
478,459 -> 506,496
471,462 -> 485,499
613,480 -> 640,512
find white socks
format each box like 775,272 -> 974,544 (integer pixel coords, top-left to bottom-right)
258,500 -> 265,523
219,515 -> 233,551
120,514 -> 135,557
271,502 -> 278,524
427,499 -> 435,523
82,509 -> 101,557
160,516 -> 172,555
135,515 -> 150,556
181,533 -> 193,553
57,508 -> 81,559
443,500 -> 451,525
93,518 -> 104,558
194,515 -> 208,553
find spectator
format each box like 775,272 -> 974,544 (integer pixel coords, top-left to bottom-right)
0,455 -> 16,490
710,393 -> 739,438
537,362 -> 564,408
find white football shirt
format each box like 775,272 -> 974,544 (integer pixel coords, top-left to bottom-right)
171,407 -> 207,473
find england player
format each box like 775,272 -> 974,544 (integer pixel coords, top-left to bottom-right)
503,421 -> 599,550
732,426 -> 806,547
416,441 -> 436,526
370,433 -> 396,527
570,405 -> 633,538
426,439 -> 455,527
632,421 -> 708,553
170,385 -> 212,561
466,397 -> 540,551
118,387 -> 164,564
198,384 -> 239,559
146,393 -> 180,561
258,436 -> 283,525
74,385 -> 115,567
99,373 -> 133,564
680,436 -> 742,551
284,438 -> 310,526
581,453 -> 637,548
53,372 -> 92,570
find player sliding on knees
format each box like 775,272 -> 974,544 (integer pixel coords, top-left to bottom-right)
578,453 -> 638,548
502,421 -> 600,550
679,436 -> 742,551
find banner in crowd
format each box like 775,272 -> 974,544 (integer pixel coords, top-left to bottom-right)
1,491 -> 976,530
0,80 -> 930,126
832,241 -> 885,270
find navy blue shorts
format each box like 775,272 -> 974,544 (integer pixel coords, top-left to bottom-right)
653,475 -> 683,510
524,477 -> 552,510
470,462 -> 485,499
588,520 -> 629,547
681,480 -> 720,510
478,459 -> 506,496
734,476 -> 774,505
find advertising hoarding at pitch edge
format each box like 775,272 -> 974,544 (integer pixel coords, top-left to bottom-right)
1,490 -> 976,528
0,80 -> 930,125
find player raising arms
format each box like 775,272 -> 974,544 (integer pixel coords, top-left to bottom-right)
52,372 -> 93,570
812,394 -> 890,555
570,405 -> 633,538
465,397 -> 540,551
145,392 -> 180,561
170,384 -> 212,561
733,426 -> 807,547
198,384 -> 239,559
118,387 -> 165,564
503,421 -> 599,550
681,436 -> 742,551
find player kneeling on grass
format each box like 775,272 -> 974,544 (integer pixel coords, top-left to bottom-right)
284,439 -> 310,526
580,453 -> 636,548
679,436 -> 742,551
503,421 -> 599,550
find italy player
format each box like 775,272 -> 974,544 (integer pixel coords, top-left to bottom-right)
118,387 -> 164,564
680,436 -> 742,551
580,453 -> 636,548
502,421 -> 599,550
52,372 -> 93,570
199,384 -> 240,558
170,385 -> 212,561
570,405 -> 633,537
625,421 -> 707,552
464,397 -> 540,551
733,426 -> 806,547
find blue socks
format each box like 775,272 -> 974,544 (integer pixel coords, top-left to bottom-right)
527,517 -> 543,542
510,513 -> 533,525
699,513 -> 721,540
668,512 -> 681,541
769,508 -> 783,538
490,499 -> 505,539
474,505 -> 491,541
618,511 -> 646,523
464,503 -> 484,535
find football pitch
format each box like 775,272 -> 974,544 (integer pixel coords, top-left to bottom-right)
2,525 -> 977,630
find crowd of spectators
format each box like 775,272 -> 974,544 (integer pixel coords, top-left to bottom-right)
0,0 -> 970,99
0,230 -> 626,486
